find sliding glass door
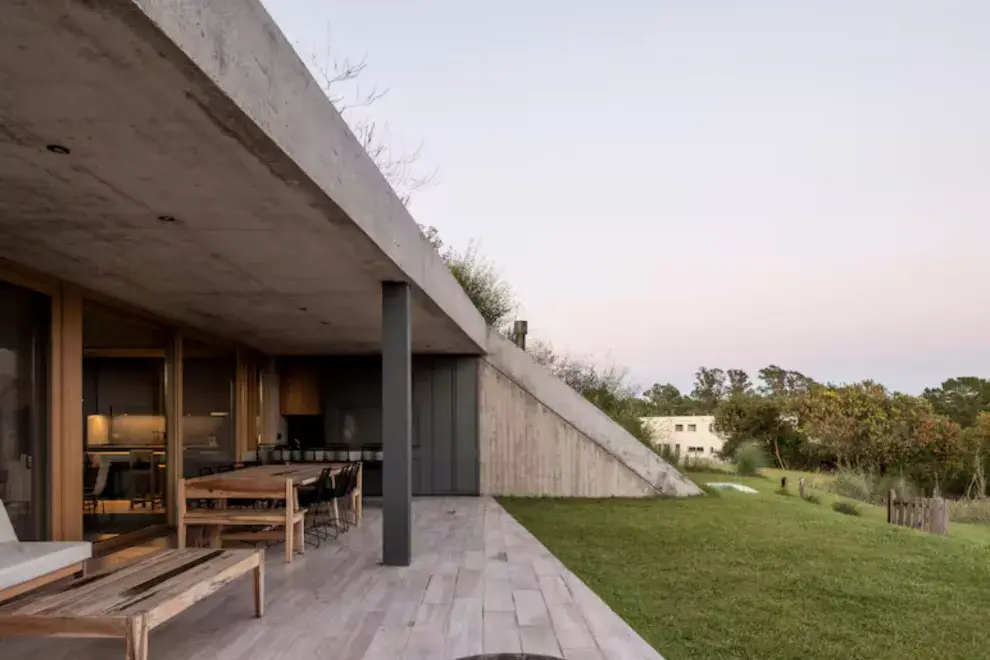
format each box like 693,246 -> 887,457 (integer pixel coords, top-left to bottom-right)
82,305 -> 167,541
0,281 -> 50,541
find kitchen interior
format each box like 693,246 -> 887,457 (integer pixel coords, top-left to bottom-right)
80,308 -> 398,542
82,308 -> 237,542
277,357 -> 384,498
82,307 -> 168,541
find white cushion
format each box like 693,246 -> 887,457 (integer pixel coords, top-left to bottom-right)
0,542 -> 92,591
0,499 -> 16,542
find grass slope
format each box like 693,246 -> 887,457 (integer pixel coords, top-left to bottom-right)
501,474 -> 990,660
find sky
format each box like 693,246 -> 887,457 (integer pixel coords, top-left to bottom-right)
261,0 -> 990,395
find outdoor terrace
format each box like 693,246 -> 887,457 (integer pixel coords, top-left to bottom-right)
0,497 -> 662,660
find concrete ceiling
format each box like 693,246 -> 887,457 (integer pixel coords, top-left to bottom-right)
0,0 -> 487,355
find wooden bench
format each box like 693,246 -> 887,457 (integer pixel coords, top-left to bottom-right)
178,478 -> 305,564
0,548 -> 263,660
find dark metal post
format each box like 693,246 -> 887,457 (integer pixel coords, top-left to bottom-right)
381,281 -> 412,566
512,320 -> 528,350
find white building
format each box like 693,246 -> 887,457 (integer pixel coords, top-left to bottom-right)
642,415 -> 725,462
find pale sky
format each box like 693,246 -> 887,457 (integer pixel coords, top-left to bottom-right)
261,0 -> 990,395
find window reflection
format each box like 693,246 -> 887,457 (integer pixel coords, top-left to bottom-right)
182,338 -> 235,477
82,306 -> 166,541
0,282 -> 49,541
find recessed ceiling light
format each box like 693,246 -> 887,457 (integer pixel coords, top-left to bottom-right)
157,215 -> 178,223
299,307 -> 308,312
46,144 -> 70,155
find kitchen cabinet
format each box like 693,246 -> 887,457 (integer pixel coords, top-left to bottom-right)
83,358 -> 163,415
280,360 -> 322,415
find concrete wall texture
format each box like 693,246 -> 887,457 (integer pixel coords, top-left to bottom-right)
481,332 -> 701,497
130,0 -> 488,352
479,361 -> 657,497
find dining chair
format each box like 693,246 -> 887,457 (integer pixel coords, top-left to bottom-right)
327,464 -> 358,534
341,463 -> 362,528
128,449 -> 154,510
83,457 -> 110,514
299,467 -> 332,547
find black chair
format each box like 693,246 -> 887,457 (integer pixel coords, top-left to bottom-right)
128,450 -> 155,510
299,467 -> 333,547
83,461 -> 102,514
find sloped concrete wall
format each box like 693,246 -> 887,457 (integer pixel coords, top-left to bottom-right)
480,332 -> 701,497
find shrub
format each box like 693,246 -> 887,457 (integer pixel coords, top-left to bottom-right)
775,487 -> 792,497
682,463 -> 736,476
734,442 -> 767,477
827,469 -> 920,507
948,498 -> 990,524
680,457 -> 711,471
802,493 -> 822,505
659,443 -> 679,465
872,473 -> 918,505
832,501 -> 861,516
680,458 -> 736,474
830,470 -> 872,503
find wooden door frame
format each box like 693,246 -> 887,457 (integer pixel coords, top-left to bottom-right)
0,259 -> 271,540
165,331 -> 183,527
0,261 -> 76,540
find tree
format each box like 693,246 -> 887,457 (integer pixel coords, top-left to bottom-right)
713,395 -> 800,468
421,225 -> 515,328
793,381 -> 966,487
795,382 -> 892,470
726,369 -> 753,399
757,365 -> 814,399
962,412 -> 990,498
690,367 -> 727,414
922,377 -> 990,428
904,414 -> 964,495
529,342 -> 655,448
642,383 -> 696,415
311,49 -> 436,205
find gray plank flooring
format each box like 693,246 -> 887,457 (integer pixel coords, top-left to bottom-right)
0,497 -> 664,660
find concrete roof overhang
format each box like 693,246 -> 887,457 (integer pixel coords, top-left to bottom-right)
0,0 -> 488,355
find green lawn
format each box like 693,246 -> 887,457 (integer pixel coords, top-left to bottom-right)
743,467 -> 990,546
500,473 -> 990,660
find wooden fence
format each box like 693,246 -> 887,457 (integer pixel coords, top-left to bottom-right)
887,490 -> 949,535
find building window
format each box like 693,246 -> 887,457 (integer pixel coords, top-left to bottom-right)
709,423 -> 714,432
710,447 -> 716,454
674,424 -> 684,432
687,424 -> 697,432
675,444 -> 680,453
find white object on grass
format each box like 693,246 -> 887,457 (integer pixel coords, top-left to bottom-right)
706,482 -> 759,494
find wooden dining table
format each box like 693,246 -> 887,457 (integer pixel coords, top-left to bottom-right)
184,463 -> 362,523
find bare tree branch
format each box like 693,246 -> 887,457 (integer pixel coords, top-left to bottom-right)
307,26 -> 436,205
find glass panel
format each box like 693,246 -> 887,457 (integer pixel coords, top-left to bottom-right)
182,338 -> 235,477
0,281 -> 49,541
82,306 -> 167,541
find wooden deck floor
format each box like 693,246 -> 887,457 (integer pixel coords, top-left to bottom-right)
0,497 -> 663,660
